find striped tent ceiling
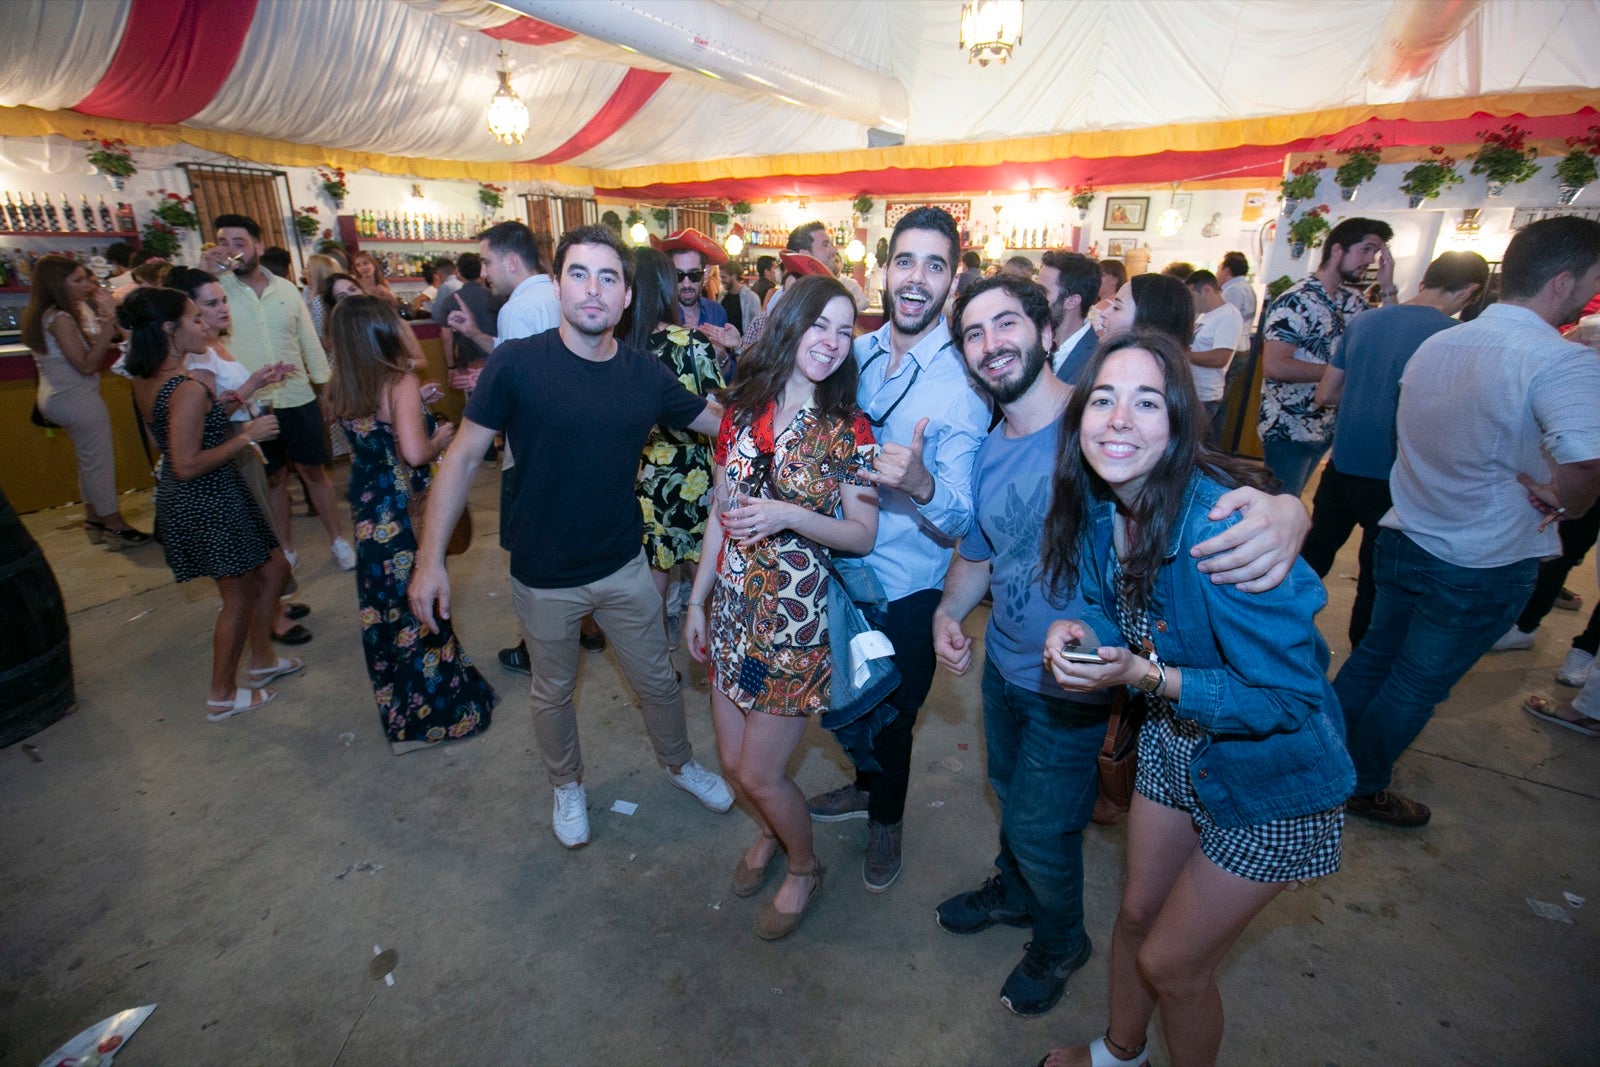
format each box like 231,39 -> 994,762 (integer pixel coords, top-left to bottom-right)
0,0 -> 1598,195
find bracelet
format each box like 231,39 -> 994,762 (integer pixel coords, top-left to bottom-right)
687,600 -> 708,609
1133,657 -> 1163,695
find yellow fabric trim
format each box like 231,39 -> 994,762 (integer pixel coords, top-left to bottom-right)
4,90 -> 1595,189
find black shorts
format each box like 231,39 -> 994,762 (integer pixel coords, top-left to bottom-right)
261,398 -> 331,475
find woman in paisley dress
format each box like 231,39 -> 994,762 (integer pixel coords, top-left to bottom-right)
325,296 -> 497,754
626,246 -> 725,635
684,275 -> 879,939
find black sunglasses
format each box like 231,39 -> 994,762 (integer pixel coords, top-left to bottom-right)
675,268 -> 706,283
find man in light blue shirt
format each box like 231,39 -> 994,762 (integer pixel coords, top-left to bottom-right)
805,207 -> 990,891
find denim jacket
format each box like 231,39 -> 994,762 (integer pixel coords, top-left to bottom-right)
1075,472 -> 1355,827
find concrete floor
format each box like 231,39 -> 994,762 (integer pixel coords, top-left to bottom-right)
2,466 -> 1597,1067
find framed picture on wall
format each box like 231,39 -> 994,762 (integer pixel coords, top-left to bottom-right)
1106,238 -> 1137,257
1103,196 -> 1149,231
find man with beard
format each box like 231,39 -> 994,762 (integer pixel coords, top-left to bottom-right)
1036,250 -> 1100,383
656,229 -> 742,354
410,225 -> 734,850
804,206 -> 990,891
931,274 -> 1313,1018
1257,217 -> 1394,496
207,214 -> 351,570
1335,216 -> 1600,827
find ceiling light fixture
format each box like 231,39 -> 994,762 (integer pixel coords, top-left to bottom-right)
486,47 -> 530,146
1156,182 -> 1184,237
960,0 -> 1024,66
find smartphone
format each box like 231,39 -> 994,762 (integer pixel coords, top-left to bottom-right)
1056,648 -> 1107,665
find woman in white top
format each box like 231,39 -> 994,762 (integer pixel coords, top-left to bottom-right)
21,254 -> 150,548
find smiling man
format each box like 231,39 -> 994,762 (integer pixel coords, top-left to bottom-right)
411,224 -> 732,851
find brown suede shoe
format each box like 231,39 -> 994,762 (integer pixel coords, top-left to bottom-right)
756,862 -> 824,940
732,837 -> 782,898
1345,789 -> 1430,827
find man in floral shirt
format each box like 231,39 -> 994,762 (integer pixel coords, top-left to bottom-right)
1258,217 -> 1394,495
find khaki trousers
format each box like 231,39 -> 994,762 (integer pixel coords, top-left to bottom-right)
511,551 -> 692,785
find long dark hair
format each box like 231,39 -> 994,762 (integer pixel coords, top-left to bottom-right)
1041,329 -> 1269,612
720,275 -> 858,426
165,265 -> 219,300
321,272 -> 360,317
325,295 -> 410,419
1126,273 -> 1195,347
116,288 -> 190,379
21,255 -> 87,354
624,246 -> 675,350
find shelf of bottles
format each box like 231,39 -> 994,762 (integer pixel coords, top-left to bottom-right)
1,190 -> 140,292
345,209 -> 480,244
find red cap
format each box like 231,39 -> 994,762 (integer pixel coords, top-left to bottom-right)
650,227 -> 729,266
779,251 -> 833,278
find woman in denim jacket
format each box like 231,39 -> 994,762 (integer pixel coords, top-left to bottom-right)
1036,329 -> 1354,1067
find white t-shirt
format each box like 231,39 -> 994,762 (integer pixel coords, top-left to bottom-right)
1190,303 -> 1244,402
186,348 -> 253,422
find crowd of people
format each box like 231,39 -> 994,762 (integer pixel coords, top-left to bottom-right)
24,198 -> 1600,1065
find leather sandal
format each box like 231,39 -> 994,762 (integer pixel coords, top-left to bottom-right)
1522,695 -> 1600,737
1036,1036 -> 1149,1067
101,525 -> 153,550
247,656 -> 304,689
755,860 -> 824,941
206,686 -> 276,722
732,835 -> 783,898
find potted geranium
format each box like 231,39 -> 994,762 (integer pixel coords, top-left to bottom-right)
315,166 -> 348,209
1471,123 -> 1539,196
1286,204 -> 1331,259
477,182 -> 505,214
1281,157 -> 1326,215
731,200 -> 752,217
1400,147 -> 1464,208
1555,127 -> 1600,204
852,194 -> 875,220
293,205 -> 321,241
150,189 -> 198,231
85,134 -> 136,191
1334,135 -> 1382,201
140,220 -> 182,259
1070,184 -> 1095,221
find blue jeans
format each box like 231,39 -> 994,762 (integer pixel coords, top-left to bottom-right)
981,657 -> 1106,957
1262,436 -> 1331,498
1333,529 -> 1537,795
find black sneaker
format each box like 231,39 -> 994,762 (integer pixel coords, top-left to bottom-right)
579,624 -> 607,652
1345,789 -> 1430,827
935,874 -> 1033,935
1000,938 -> 1092,1017
499,640 -> 531,675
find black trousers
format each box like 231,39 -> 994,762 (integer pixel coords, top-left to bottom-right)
853,588 -> 942,826
1301,462 -> 1392,647
1514,503 -> 1600,633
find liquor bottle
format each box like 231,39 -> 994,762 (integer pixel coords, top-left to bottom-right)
79,194 -> 96,232
24,192 -> 41,230
116,201 -> 136,234
60,194 -> 77,232
42,194 -> 60,232
98,196 -> 115,233
0,193 -> 14,232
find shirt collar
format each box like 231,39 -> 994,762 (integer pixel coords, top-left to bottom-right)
1051,322 -> 1093,371
510,274 -> 550,300
860,316 -> 955,372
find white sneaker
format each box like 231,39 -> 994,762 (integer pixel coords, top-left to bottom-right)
552,782 -> 590,848
1490,626 -> 1535,653
1557,648 -> 1595,687
331,537 -> 356,571
669,759 -> 734,812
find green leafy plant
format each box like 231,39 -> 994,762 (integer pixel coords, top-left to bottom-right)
625,208 -> 644,226
1281,157 -> 1326,202
1399,147 -> 1464,202
150,189 -> 198,230
1556,127 -> 1600,188
1334,135 -> 1382,190
852,194 -> 875,218
477,183 -> 505,210
84,134 -> 135,177
731,200 -> 752,215
140,220 -> 181,258
1287,204 -> 1331,249
315,166 -> 348,205
1470,123 -> 1540,186
1069,185 -> 1095,210
709,211 -> 730,227
1266,274 -> 1295,302
293,205 -> 321,238
650,207 -> 672,227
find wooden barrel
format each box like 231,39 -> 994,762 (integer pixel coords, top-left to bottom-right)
0,486 -> 75,746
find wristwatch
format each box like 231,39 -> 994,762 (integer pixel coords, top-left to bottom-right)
1133,657 -> 1162,695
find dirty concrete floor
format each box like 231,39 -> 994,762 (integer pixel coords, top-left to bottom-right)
2,466 -> 1597,1066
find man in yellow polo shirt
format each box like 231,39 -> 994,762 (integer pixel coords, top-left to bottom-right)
207,213 -> 352,571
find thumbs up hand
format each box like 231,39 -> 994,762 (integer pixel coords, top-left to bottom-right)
860,416 -> 935,504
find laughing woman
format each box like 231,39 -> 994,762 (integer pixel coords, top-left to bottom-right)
1038,329 -> 1352,1067
683,275 -> 878,941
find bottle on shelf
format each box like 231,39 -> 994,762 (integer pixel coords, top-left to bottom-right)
79,194 -> 96,233
60,195 -> 78,233
115,201 -> 135,234
0,192 -> 16,232
42,194 -> 60,233
98,196 -> 115,233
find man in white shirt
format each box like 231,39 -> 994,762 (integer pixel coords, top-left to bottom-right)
1186,270 -> 1245,437
1215,251 -> 1257,444
1037,250 -> 1100,384
786,220 -> 870,312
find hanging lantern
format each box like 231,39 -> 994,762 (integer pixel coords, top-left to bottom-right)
630,221 -> 650,244
960,1 -> 1024,66
724,231 -> 746,257
486,48 -> 530,146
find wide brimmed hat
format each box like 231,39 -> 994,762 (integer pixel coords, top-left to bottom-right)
779,251 -> 833,278
651,227 -> 728,266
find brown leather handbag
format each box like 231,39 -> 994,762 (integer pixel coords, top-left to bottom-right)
1091,688 -> 1142,826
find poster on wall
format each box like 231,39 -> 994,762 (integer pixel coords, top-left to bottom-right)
1106,238 -> 1139,257
885,199 -> 972,227
1240,191 -> 1270,223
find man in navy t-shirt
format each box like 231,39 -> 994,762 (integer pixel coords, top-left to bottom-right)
411,225 -> 733,850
